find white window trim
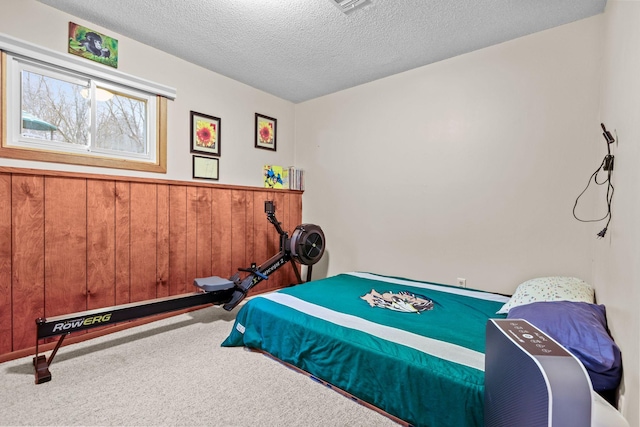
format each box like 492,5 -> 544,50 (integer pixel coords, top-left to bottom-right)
0,32 -> 176,100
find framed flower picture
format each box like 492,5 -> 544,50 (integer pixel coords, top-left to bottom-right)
190,111 -> 221,156
255,113 -> 277,151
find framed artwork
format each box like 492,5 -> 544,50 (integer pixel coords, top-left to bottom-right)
190,111 -> 221,156
68,22 -> 118,68
193,155 -> 219,181
255,113 -> 277,151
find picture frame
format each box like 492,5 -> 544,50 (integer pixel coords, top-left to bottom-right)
255,113 -> 277,151
190,111 -> 221,156
192,155 -> 219,181
68,22 -> 119,68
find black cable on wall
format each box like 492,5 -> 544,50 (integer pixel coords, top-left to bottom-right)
573,123 -> 615,239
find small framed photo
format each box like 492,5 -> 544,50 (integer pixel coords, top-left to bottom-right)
68,22 -> 118,68
191,111 -> 221,156
193,155 -> 219,181
255,113 -> 277,151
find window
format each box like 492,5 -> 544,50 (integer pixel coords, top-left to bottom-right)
0,34 -> 175,173
10,57 -> 155,160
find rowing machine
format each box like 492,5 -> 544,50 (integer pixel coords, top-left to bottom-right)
221,200 -> 325,311
33,201 -> 325,384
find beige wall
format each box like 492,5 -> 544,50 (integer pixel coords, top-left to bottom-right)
593,1 -> 640,424
0,0 -> 296,187
296,17 -> 602,293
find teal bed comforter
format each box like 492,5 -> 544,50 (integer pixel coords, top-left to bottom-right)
222,272 -> 509,427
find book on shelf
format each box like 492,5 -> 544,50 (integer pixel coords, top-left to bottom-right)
287,166 -> 304,191
263,165 -> 305,190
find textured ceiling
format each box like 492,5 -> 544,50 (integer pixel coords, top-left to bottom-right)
37,0 -> 606,103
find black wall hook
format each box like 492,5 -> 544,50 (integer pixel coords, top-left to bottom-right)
601,123 -> 615,145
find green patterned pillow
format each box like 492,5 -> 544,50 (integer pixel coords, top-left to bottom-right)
497,276 -> 594,314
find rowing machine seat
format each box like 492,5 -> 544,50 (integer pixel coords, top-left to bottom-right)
193,276 -> 235,292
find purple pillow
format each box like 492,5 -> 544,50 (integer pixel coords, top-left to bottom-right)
507,301 -> 621,392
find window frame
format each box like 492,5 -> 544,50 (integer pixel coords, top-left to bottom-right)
0,34 -> 175,173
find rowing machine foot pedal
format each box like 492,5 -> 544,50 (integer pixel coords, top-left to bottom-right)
193,276 -> 235,292
222,289 -> 247,312
33,355 -> 52,384
238,264 -> 268,280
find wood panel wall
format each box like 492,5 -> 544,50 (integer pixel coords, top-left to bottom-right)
0,167 -> 302,358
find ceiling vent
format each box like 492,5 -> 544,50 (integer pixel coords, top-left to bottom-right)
330,0 -> 370,13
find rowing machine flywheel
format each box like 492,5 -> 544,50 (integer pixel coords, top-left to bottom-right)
289,224 -> 325,266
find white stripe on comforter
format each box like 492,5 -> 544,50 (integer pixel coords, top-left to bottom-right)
261,292 -> 485,371
347,272 -> 510,303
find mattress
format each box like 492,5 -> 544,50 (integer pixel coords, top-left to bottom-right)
222,272 -> 510,427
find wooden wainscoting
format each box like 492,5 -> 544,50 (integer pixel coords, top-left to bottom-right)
0,167 -> 302,359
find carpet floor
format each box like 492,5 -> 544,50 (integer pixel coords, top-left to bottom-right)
0,305 -> 397,426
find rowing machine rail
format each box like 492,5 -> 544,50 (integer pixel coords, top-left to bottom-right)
32,200 -> 325,384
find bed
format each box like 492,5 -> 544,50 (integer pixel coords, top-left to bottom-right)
222,272 -> 624,426
222,272 -> 511,426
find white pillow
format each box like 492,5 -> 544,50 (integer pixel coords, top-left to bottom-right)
497,276 -> 595,314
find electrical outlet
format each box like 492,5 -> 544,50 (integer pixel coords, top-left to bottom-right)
457,278 -> 466,288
